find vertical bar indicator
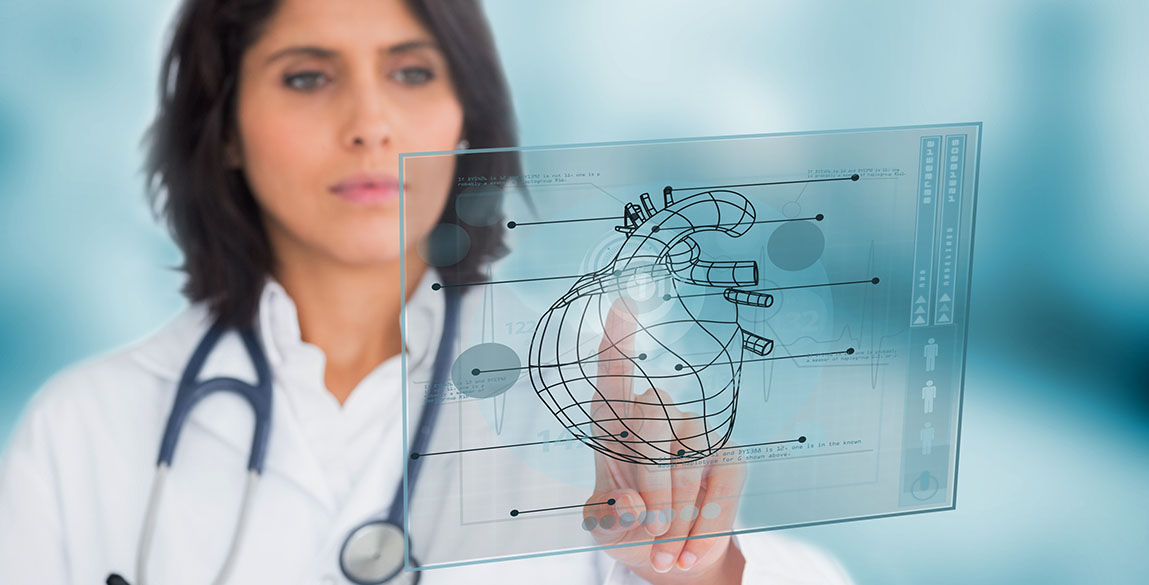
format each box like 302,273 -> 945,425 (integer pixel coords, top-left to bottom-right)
933,134 -> 967,326
909,136 -> 942,327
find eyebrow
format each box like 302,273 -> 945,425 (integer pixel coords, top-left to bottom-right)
263,39 -> 441,66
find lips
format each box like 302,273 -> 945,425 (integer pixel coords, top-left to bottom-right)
329,172 -> 403,204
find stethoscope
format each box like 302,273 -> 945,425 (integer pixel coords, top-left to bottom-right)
107,288 -> 461,585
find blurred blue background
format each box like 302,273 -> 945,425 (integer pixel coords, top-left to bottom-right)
0,0 -> 1145,583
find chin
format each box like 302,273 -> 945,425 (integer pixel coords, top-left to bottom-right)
325,233 -> 404,267
311,211 -> 436,268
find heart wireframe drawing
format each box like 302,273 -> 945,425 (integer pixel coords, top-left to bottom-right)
528,187 -> 776,466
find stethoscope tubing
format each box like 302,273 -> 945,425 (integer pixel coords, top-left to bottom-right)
126,287 -> 461,585
344,287 -> 460,584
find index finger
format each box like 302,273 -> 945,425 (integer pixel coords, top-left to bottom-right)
592,295 -> 641,419
586,296 -> 649,486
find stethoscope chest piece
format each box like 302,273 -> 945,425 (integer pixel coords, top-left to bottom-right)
340,520 -> 420,585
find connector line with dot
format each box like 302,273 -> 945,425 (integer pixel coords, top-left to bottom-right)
509,213 -> 823,231
735,436 -> 807,449
650,214 -> 823,232
431,273 -> 585,290
507,435 -> 809,518
672,348 -> 855,372
629,434 -> 811,462
473,352 -> 649,375
410,431 -> 630,460
511,498 -> 616,518
665,277 -> 880,301
431,260 -> 874,294
506,215 -> 622,229
432,215 -> 847,291
669,173 -> 860,192
501,171 -> 862,231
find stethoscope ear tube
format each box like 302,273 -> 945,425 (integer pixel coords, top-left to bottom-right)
158,323 -> 273,472
128,467 -> 260,585
133,319 -> 273,585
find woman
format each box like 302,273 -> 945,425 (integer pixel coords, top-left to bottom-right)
0,0 -> 855,583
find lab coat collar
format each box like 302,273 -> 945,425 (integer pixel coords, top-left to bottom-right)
126,268 -> 446,514
129,268 -> 443,383
254,269 -> 444,389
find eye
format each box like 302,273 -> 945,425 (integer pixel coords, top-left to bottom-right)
282,71 -> 329,91
391,66 -> 434,86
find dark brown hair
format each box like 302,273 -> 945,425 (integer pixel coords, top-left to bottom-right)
143,0 -> 520,327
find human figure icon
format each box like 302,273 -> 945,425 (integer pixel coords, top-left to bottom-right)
920,422 -> 935,455
924,338 -> 939,372
922,380 -> 937,414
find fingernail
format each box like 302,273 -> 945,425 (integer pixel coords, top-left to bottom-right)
652,552 -> 676,573
614,495 -> 633,516
643,509 -> 665,537
677,551 -> 697,570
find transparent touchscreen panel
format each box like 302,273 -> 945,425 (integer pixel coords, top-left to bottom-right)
400,124 -> 980,570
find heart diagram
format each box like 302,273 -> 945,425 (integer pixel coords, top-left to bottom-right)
528,187 -> 776,465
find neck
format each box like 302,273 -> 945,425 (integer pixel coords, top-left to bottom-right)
272,243 -> 429,406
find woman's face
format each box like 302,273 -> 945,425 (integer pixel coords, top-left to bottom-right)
232,0 -> 463,268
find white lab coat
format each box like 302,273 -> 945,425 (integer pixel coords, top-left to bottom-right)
0,267 -> 855,585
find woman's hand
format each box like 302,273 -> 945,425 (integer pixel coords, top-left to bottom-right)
583,298 -> 748,584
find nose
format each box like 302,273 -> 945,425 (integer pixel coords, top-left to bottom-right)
340,87 -> 394,150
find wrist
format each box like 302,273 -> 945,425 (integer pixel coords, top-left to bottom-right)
687,540 -> 744,585
715,540 -> 746,585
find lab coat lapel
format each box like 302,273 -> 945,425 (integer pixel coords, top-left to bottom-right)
314,273 -> 452,566
316,384 -> 427,570
128,270 -> 451,526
